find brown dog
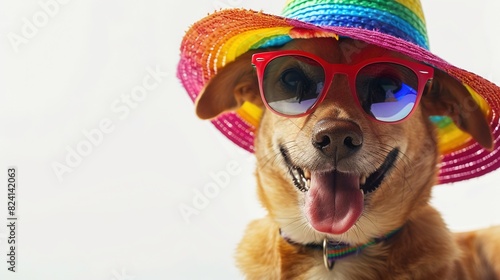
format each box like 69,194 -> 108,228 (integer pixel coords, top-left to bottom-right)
195,37 -> 500,279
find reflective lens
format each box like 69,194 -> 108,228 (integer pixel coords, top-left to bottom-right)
255,51 -> 429,122
262,55 -> 325,115
356,63 -> 419,122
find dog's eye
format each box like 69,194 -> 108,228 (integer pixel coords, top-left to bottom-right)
281,69 -> 308,91
262,56 -> 325,115
369,76 -> 402,102
355,63 -> 419,121
280,68 -> 317,103
375,76 -> 401,92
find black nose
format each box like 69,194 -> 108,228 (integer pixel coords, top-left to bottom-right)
312,119 -> 363,159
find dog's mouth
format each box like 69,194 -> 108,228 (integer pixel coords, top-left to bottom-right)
285,148 -> 399,195
282,147 -> 400,234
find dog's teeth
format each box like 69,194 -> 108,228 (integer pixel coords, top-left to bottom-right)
360,175 -> 367,186
304,170 -> 311,179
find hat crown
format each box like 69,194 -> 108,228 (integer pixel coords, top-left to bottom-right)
177,0 -> 500,183
281,0 -> 429,49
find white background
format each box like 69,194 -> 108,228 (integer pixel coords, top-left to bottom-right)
0,0 -> 500,279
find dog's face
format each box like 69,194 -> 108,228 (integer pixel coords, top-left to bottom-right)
195,38 -> 492,245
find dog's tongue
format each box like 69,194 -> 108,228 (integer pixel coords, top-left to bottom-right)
305,171 -> 363,235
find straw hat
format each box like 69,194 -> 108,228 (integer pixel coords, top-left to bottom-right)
177,0 -> 500,184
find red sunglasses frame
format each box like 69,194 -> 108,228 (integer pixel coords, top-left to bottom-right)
251,50 -> 435,123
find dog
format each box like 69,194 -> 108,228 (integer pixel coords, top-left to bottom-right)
193,37 -> 500,279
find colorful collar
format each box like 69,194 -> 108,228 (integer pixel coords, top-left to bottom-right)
281,228 -> 402,271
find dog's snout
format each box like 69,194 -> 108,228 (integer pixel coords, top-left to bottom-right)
312,119 -> 363,159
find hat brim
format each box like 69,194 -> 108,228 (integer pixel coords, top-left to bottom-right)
177,9 -> 500,184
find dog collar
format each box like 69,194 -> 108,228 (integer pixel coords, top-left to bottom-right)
280,228 -> 402,271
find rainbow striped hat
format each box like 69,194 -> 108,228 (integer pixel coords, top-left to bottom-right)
177,0 -> 500,184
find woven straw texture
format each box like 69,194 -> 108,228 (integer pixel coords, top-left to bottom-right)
177,0 -> 500,184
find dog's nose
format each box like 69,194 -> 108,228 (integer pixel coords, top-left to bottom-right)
312,119 -> 363,159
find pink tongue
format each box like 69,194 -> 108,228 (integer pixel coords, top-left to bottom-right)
305,171 -> 363,235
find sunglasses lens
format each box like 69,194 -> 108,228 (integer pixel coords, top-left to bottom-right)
262,55 -> 325,116
356,63 -> 419,122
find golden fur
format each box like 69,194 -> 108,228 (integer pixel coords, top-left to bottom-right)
195,38 -> 500,279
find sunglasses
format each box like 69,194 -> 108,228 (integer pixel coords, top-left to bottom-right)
251,50 -> 434,123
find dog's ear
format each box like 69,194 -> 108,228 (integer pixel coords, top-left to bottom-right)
195,51 -> 263,120
421,68 -> 494,150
